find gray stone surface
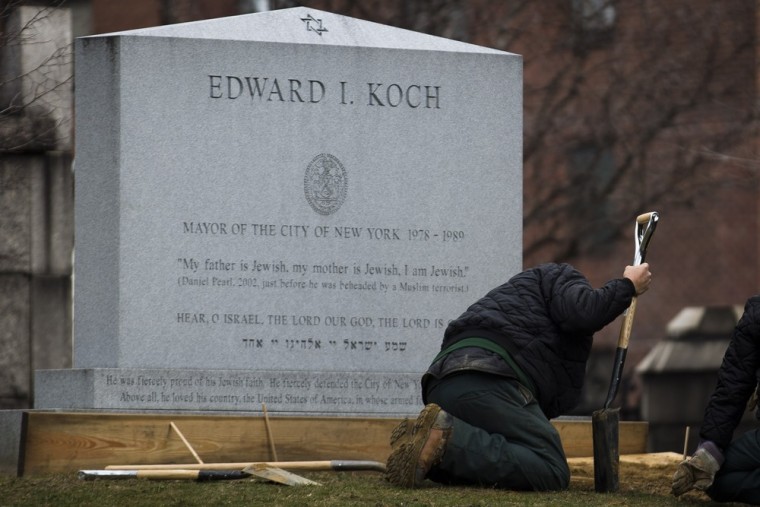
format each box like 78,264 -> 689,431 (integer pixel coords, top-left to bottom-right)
0,276 -> 30,408
36,368 -> 421,416
0,156 -> 39,272
0,274 -> 71,408
0,154 -> 73,275
0,114 -> 57,152
45,153 -> 75,276
0,411 -> 24,475
31,276 -> 72,372
55,7 -> 522,415
0,5 -> 75,472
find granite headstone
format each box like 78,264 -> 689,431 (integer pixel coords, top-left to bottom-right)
35,7 -> 523,416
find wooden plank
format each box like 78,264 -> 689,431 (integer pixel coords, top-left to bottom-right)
553,419 -> 647,458
21,412 -> 400,475
568,452 -> 683,468
17,412 -> 648,476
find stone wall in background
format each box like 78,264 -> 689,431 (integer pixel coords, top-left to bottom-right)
0,5 -> 73,408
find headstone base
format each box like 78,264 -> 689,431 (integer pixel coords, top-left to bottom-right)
34,368 -> 424,416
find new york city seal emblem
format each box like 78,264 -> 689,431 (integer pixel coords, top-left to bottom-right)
304,153 -> 347,215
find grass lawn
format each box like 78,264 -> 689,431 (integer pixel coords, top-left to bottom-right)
0,457 -> 738,506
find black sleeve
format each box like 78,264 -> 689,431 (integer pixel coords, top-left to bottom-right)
549,266 -> 636,335
700,296 -> 760,449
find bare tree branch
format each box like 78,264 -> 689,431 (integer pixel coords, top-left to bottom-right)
0,1 -> 72,152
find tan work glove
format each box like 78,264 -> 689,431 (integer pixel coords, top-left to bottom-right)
671,446 -> 722,496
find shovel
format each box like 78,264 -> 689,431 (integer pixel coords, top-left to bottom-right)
104,459 -> 386,472
79,465 -> 320,485
592,211 -> 659,493
83,459 -> 385,485
79,466 -> 319,484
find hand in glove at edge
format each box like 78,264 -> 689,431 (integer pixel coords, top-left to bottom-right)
671,441 -> 724,497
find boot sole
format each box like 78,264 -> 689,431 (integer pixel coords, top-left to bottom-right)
390,418 -> 412,450
385,404 -> 442,488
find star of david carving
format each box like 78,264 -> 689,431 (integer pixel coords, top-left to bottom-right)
300,14 -> 328,36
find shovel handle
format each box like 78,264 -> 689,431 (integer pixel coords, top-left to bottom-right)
605,297 -> 638,409
79,469 -> 251,481
603,211 -> 658,409
617,296 -> 638,349
106,460 -> 387,473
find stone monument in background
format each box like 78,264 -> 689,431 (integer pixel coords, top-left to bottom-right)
0,5 -> 73,410
36,7 -> 523,416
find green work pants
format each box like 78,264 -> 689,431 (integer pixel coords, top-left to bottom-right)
708,428 -> 760,504
424,371 -> 570,491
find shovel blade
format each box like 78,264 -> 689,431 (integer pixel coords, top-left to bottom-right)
245,464 -> 321,486
592,407 -> 620,493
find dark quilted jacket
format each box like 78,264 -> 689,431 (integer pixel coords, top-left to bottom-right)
440,263 -> 636,418
700,295 -> 760,450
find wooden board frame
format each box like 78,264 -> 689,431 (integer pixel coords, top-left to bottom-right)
7,411 -> 648,476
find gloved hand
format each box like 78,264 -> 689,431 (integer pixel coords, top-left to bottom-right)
671,443 -> 723,497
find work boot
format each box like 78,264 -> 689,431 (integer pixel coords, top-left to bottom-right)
389,417 -> 412,450
385,403 -> 452,488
